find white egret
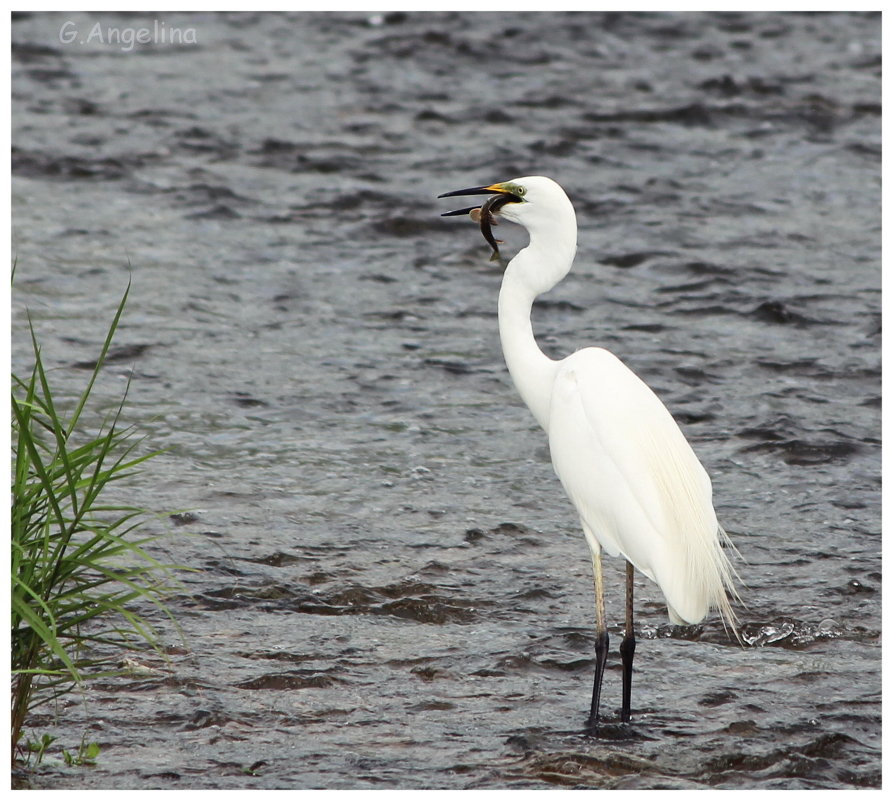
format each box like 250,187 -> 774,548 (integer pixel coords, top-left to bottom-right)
439,176 -> 739,732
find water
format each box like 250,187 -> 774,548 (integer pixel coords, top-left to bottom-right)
11,11 -> 880,789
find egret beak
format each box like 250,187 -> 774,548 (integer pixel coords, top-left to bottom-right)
437,183 -> 522,217
440,205 -> 482,218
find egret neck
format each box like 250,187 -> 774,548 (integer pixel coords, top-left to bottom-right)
497,218 -> 577,431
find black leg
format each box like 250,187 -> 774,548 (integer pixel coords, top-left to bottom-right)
587,628 -> 609,732
586,548 -> 608,733
620,560 -> 636,723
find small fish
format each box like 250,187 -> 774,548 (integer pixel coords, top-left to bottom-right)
439,189 -> 517,261
469,205 -> 500,260
474,193 -> 514,262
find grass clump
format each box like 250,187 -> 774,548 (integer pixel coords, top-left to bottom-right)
11,284 -> 178,762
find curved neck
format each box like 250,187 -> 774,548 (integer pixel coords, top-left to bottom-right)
498,242 -> 573,431
496,191 -> 577,431
498,277 -> 555,430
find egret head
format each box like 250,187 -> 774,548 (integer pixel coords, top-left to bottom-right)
438,176 -> 576,257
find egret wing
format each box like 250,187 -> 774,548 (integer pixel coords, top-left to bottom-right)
548,348 -> 734,625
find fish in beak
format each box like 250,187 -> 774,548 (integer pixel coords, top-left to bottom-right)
438,183 -> 523,262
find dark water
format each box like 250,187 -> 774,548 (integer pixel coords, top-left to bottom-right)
11,11 -> 880,789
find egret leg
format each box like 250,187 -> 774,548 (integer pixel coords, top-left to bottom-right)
620,560 -> 636,723
587,548 -> 609,733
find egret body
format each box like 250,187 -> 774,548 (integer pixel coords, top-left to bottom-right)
439,176 -> 739,731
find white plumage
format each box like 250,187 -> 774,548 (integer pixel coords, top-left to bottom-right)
548,347 -> 735,626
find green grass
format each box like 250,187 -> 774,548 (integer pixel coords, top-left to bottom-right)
11,283 -> 180,761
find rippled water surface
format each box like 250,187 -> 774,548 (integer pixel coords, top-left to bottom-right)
11,11 -> 880,790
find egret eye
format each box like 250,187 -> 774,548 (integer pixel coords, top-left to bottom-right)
514,185 -> 526,197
